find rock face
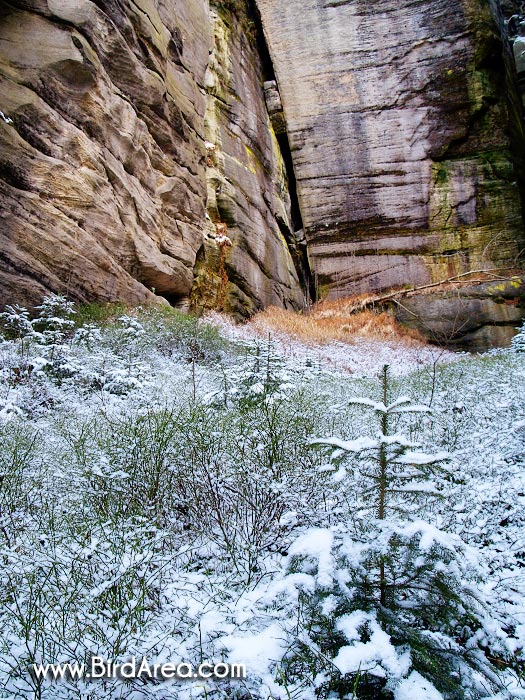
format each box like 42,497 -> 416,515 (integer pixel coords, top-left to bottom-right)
257,0 -> 525,345
395,277 -> 525,350
0,0 -> 304,312
1,0 -> 525,348
192,6 -> 305,316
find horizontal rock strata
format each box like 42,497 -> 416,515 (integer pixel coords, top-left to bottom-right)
257,0 -> 525,345
394,277 -> 525,350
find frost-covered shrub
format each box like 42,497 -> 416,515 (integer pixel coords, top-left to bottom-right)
141,307 -> 228,362
0,522 -> 169,699
273,367 -> 513,699
0,296 -> 78,384
99,315 -> 148,362
226,395 -> 323,572
511,322 -> 525,352
71,323 -> 102,350
60,409 -> 187,528
116,315 -> 145,338
0,423 -> 40,546
0,305 -> 36,387
91,364 -> 149,395
0,294 -> 76,345
163,392 -> 326,580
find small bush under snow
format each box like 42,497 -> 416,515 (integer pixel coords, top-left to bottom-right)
0,297 -> 523,699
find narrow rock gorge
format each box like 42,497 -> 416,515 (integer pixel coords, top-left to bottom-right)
1,0 -> 525,347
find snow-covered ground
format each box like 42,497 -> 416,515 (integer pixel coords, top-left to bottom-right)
0,299 -> 523,700
208,311 -> 459,378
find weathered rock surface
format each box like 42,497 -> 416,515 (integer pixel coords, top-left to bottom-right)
257,0 -> 525,339
263,80 -> 286,135
1,0 -> 525,349
191,5 -> 305,316
394,278 -> 525,350
0,0 -> 304,312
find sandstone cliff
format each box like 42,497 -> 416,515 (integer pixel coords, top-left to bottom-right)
0,0 -> 304,313
257,0 -> 525,346
1,0 -> 525,348
192,3 -> 305,315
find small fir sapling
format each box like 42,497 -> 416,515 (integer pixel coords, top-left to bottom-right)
0,305 -> 33,341
224,334 -> 294,409
31,295 -> 76,346
511,322 -> 525,352
0,297 -> 77,380
279,366 -> 512,699
0,305 -> 35,377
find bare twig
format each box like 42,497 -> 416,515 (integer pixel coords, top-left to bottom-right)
334,268 -> 522,314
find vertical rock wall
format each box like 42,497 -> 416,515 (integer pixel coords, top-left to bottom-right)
1,0 -> 525,347
0,0 -> 211,306
192,3 -> 305,316
0,0 -> 304,312
256,0 -> 525,343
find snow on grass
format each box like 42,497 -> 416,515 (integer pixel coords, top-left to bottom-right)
0,301 -> 523,699
207,311 -> 460,378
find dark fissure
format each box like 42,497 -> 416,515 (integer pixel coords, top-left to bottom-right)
247,0 -> 315,302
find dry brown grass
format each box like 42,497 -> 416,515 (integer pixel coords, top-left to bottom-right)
250,296 -> 426,347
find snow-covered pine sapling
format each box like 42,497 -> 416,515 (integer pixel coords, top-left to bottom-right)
314,364 -> 449,525
0,304 -> 34,372
32,295 -> 76,347
279,366 -> 513,699
0,304 -> 33,341
511,321 -> 525,352
226,335 -> 294,409
312,365 -> 450,615
31,295 -> 77,379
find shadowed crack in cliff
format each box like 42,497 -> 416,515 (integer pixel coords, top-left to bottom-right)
245,0 -> 316,303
